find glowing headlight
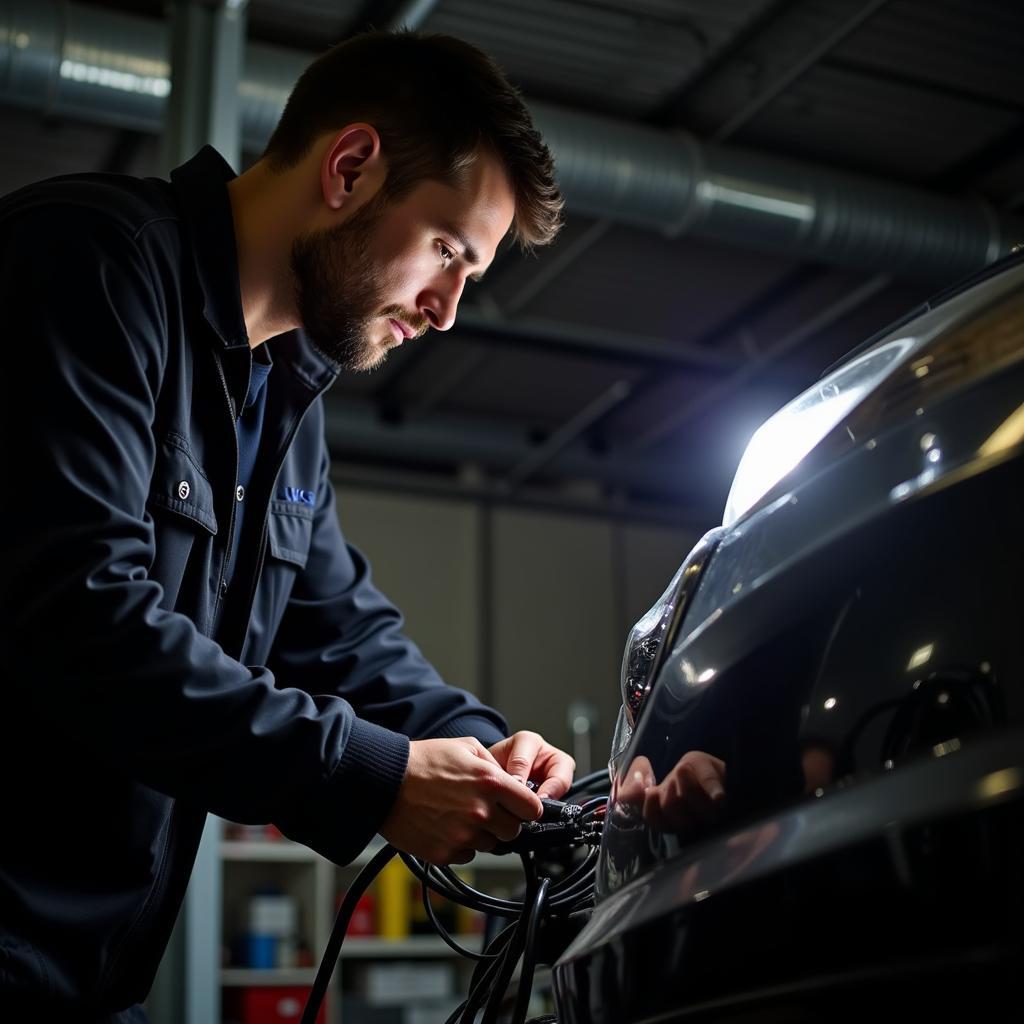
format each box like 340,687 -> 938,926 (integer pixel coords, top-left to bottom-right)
723,336 -> 915,527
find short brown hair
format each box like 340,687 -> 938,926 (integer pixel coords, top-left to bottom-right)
263,30 -> 563,250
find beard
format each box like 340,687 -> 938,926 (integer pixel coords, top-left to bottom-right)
290,194 -> 421,373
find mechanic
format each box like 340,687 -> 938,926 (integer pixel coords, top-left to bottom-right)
0,30 -> 569,1022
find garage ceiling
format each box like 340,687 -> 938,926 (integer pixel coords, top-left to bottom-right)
2,0 -> 1022,524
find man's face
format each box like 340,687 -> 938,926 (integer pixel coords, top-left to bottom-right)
291,149 -> 515,372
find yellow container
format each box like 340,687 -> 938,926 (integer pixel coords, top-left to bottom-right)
376,857 -> 411,939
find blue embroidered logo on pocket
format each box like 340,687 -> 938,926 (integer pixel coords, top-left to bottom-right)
283,486 -> 316,506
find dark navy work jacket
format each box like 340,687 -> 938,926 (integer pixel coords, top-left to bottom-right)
0,147 -> 505,1018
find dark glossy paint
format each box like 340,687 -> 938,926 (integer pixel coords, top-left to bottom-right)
553,267 -> 1024,1022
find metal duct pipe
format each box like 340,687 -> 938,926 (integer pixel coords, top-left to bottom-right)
0,0 -> 306,144
532,102 -> 1019,282
2,0 -> 1020,282
321,399 -> 687,500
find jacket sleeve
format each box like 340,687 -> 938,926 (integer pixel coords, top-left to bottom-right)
268,441 -> 508,750
2,207 -> 409,865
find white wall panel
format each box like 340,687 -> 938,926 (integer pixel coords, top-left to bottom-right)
336,486 -> 482,695
491,508 -> 620,763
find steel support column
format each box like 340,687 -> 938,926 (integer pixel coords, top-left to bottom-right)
162,0 -> 248,170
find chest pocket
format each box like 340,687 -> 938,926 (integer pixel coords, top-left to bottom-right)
267,500 -> 314,569
148,432 -> 218,535
147,432 -> 218,615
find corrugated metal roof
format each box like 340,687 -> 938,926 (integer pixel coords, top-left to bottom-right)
676,0 -> 865,134
735,62 -> 1020,181
675,0 -> 1023,183
833,0 -> 1024,109
504,227 -> 801,345
248,0 -> 364,46
426,0 -> 779,117
406,341 -> 646,427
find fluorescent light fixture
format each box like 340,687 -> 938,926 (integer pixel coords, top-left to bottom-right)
59,59 -> 171,98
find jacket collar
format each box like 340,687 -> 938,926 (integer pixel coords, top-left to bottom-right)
168,146 -> 338,394
169,145 -> 249,350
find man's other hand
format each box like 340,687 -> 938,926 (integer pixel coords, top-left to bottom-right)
488,730 -> 575,800
617,751 -> 726,837
379,737 -> 545,864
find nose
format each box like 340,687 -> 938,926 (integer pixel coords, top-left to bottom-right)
418,274 -> 466,332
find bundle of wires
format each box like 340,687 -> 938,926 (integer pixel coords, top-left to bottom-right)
300,768 -> 610,1024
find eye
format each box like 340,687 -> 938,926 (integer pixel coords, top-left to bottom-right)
438,241 -> 456,266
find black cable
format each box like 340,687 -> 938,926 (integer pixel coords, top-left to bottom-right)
566,768 -> 610,798
419,872 -> 498,961
578,796 -> 608,816
457,943 -> 511,1024
452,921 -> 520,1024
437,864 -> 524,915
521,851 -> 538,893
400,854 -> 512,914
410,856 -> 524,918
300,843 -> 396,1024
547,850 -> 600,907
303,787 -> 607,1024
511,876 -> 551,1024
480,856 -> 540,1024
479,919 -> 527,1022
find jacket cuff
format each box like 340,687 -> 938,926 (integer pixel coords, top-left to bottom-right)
321,718 -> 410,863
431,714 -> 507,749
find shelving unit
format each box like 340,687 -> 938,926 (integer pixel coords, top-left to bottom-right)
218,824 -> 526,1023
221,967 -> 319,986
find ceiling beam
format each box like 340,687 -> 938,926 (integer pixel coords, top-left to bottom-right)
322,397 -> 697,503
709,0 -> 891,143
502,380 -> 632,491
631,273 -> 892,451
450,309 -> 747,371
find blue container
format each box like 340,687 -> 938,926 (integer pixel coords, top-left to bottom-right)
245,932 -> 277,968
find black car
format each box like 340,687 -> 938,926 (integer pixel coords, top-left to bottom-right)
551,254 -> 1024,1022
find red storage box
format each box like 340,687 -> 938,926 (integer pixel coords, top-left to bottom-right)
223,986 -> 325,1024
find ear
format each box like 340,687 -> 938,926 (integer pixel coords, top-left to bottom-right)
320,123 -> 383,211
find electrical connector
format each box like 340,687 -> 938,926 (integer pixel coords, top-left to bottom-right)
492,802 -> 601,855
539,798 -> 582,823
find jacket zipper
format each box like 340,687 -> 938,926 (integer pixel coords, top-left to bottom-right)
212,351 -> 241,629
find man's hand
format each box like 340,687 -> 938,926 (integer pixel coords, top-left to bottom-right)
488,730 -> 576,799
379,737 -> 544,864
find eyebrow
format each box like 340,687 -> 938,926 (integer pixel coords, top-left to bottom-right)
441,221 -> 485,281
